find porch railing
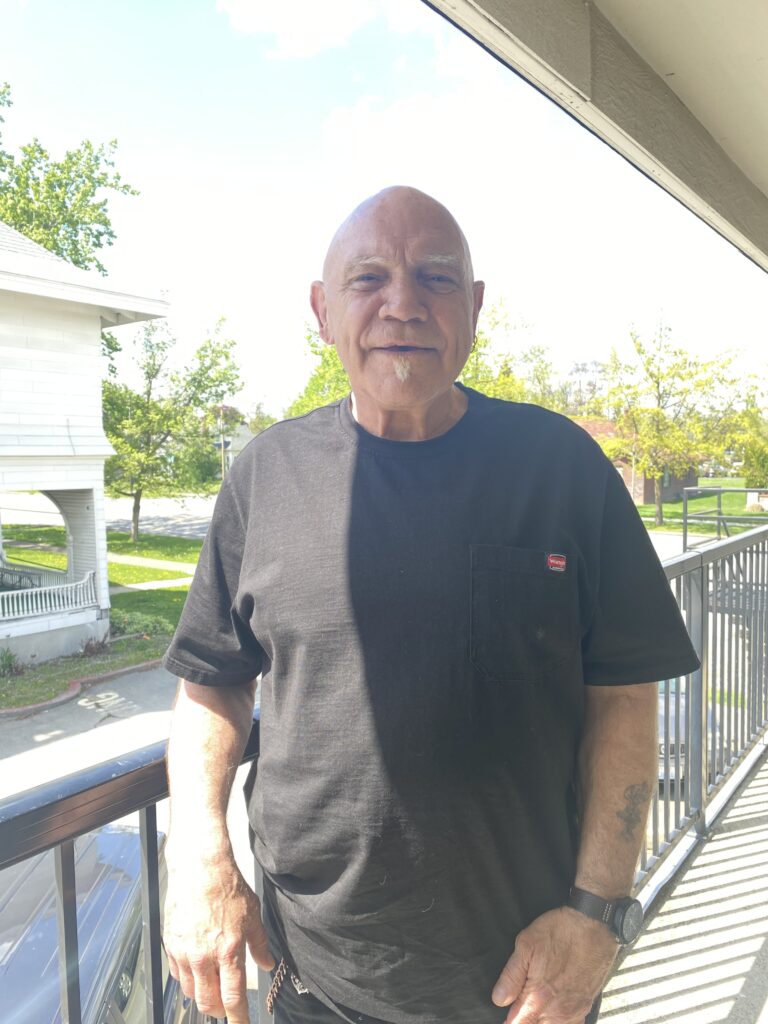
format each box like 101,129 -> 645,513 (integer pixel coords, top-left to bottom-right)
0,529 -> 766,1022
0,571 -> 97,621
0,562 -> 72,590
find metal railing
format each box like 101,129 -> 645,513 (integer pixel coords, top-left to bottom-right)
639,523 -> 768,893
0,571 -> 97,621
0,529 -> 766,1022
682,485 -> 768,551
0,724 -> 261,1024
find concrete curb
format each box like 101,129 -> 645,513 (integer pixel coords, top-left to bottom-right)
0,678 -> 82,719
0,658 -> 164,719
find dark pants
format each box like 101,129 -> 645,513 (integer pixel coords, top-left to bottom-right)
270,967 -> 602,1024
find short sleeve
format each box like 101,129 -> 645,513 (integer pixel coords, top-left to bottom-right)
581,467 -> 700,686
163,476 -> 264,686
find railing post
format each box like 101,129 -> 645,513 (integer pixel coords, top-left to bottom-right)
683,489 -> 688,553
687,560 -> 708,835
54,840 -> 82,1024
139,804 -> 165,1024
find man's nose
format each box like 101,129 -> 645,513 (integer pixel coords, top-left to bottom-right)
379,275 -> 428,322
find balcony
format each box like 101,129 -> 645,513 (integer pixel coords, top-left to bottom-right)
1,527 -> 767,1023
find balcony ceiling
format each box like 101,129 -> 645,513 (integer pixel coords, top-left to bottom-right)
594,0 -> 768,199
424,0 -> 768,271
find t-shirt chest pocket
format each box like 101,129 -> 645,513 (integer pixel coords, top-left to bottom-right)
470,545 -> 579,681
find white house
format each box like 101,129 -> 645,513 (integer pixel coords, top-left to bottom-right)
0,221 -> 167,664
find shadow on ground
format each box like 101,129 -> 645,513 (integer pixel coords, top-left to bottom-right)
601,753 -> 768,1024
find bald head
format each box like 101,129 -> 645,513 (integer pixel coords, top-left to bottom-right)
322,186 -> 475,285
309,184 -> 484,439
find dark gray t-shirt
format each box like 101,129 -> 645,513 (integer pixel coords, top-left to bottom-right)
164,387 -> 698,1024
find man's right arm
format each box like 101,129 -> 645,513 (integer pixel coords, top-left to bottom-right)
164,678 -> 275,1024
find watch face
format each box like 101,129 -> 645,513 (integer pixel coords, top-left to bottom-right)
617,900 -> 644,943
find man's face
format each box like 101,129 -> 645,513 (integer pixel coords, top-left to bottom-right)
311,190 -> 484,417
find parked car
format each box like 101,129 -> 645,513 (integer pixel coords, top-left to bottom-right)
658,678 -> 687,784
0,823 -> 206,1024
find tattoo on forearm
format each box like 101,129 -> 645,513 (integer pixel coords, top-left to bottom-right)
616,782 -> 650,841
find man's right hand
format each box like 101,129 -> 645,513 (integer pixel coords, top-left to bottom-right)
163,847 -> 275,1023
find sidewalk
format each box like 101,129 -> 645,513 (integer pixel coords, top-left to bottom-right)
601,747 -> 768,1024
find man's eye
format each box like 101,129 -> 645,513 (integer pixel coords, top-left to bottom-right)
424,274 -> 457,288
352,274 -> 380,285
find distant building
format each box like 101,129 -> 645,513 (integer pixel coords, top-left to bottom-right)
574,418 -> 697,505
0,220 -> 167,664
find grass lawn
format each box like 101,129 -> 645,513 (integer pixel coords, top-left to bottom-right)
106,531 -> 203,563
4,550 -> 191,586
3,525 -> 203,564
639,477 -> 768,533
110,585 -> 190,633
0,584 -> 190,710
0,634 -> 172,710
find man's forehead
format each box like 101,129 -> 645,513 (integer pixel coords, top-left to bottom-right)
342,250 -> 465,272
323,186 -> 474,280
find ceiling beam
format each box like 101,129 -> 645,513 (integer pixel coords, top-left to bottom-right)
424,0 -> 768,273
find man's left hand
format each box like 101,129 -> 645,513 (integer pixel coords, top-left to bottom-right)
491,907 -> 618,1023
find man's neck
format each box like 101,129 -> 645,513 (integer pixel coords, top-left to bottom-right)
349,386 -> 468,441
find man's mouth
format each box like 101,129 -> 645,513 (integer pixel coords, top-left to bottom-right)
375,345 -> 431,352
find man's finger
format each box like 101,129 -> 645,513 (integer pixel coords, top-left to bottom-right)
166,950 -> 180,983
174,958 -> 198,1003
505,992 -> 542,1024
492,949 -> 527,1007
187,957 -> 227,1020
246,916 -> 276,971
220,954 -> 251,1024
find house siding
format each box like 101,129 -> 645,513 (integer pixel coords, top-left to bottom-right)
0,292 -> 113,460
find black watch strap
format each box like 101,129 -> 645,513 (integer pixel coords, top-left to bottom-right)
567,887 -> 617,927
566,886 -> 643,944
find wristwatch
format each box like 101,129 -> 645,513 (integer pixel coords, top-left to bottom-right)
566,886 -> 644,944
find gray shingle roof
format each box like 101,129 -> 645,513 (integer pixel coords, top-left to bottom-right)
0,219 -> 69,265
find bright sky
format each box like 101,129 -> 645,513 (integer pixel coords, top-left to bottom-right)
2,0 -> 767,416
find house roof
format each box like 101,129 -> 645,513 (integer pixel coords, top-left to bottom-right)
572,417 -> 617,442
0,219 -> 168,325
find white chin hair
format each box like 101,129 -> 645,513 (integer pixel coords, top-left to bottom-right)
393,355 -> 411,382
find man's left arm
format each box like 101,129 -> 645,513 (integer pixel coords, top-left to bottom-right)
492,682 -> 657,1024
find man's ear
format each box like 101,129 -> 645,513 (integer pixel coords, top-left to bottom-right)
472,280 -> 485,332
310,281 -> 332,345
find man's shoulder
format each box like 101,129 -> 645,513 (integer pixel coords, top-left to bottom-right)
235,401 -> 343,458
469,389 -> 605,452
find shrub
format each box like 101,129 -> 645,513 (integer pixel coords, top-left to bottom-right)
0,647 -> 23,678
109,607 -> 174,638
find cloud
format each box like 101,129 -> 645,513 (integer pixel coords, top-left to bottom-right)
215,0 -> 445,58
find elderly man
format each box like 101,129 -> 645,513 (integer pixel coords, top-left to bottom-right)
163,187 -> 698,1024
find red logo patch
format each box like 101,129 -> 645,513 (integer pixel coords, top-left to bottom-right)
547,553 -> 567,573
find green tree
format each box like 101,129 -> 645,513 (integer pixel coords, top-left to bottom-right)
460,331 -> 528,402
249,402 -> 277,435
285,330 -> 350,418
737,399 -> 768,488
103,320 -> 242,540
559,361 -> 607,417
602,329 -> 737,525
0,83 -> 135,274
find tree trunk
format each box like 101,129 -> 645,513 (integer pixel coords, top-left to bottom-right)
131,489 -> 142,543
654,477 -> 663,527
